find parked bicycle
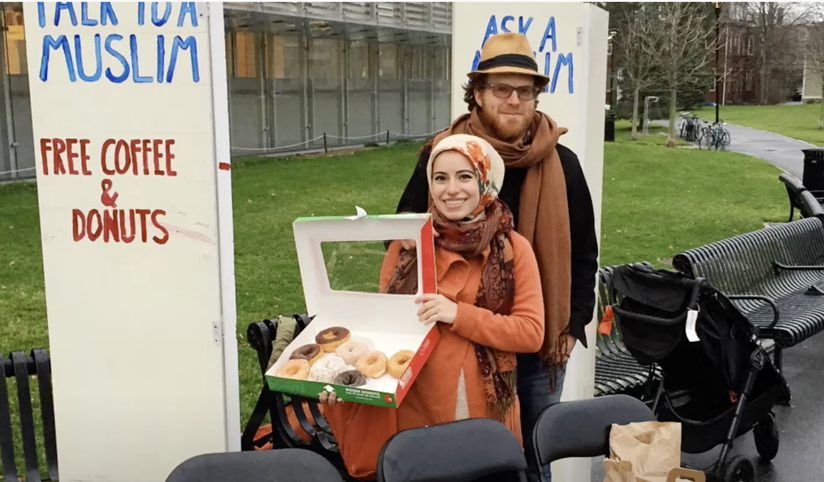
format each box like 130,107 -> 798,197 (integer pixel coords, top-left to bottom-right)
678,112 -> 701,142
698,120 -> 731,150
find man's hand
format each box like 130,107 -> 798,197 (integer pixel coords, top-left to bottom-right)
415,293 -> 458,325
318,391 -> 343,406
564,333 -> 577,357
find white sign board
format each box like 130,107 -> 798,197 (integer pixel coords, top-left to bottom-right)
452,4 -> 608,481
23,2 -> 239,481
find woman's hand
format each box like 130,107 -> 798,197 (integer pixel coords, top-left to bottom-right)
318,391 -> 343,406
415,293 -> 458,325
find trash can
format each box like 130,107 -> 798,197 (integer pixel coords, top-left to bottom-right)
802,149 -> 824,192
605,114 -> 615,142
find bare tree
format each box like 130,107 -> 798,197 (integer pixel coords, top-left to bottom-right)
643,3 -> 714,148
741,2 -> 818,104
806,21 -> 824,129
615,6 -> 658,140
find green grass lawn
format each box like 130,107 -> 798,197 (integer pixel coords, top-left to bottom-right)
693,103 -> 824,146
601,121 -> 786,267
0,124 -> 787,477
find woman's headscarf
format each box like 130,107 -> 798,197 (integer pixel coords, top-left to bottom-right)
424,134 -> 505,222
385,134 -> 519,421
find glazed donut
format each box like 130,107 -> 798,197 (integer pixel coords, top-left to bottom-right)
308,355 -> 351,383
355,351 -> 388,379
277,359 -> 310,380
315,327 -> 351,352
388,350 -> 415,379
290,344 -> 323,365
336,340 -> 369,366
335,370 -> 367,388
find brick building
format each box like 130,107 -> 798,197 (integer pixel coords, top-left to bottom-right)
707,3 -> 806,106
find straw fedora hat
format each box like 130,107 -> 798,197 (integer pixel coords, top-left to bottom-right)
467,32 -> 549,83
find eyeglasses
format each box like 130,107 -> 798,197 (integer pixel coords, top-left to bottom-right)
483,83 -> 541,101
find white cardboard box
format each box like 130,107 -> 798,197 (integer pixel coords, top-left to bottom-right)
265,213 -> 439,407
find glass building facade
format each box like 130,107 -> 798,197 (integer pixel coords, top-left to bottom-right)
0,2 -> 452,181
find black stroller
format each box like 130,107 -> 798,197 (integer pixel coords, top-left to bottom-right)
608,263 -> 789,482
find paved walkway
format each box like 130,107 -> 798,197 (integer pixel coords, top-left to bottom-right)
654,120 -> 816,179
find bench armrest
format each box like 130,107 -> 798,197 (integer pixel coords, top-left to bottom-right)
728,295 -> 779,328
773,261 -> 824,275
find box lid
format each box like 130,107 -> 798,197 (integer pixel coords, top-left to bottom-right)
292,212 -> 436,324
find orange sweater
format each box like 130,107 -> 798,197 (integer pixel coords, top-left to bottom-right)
325,232 -> 545,480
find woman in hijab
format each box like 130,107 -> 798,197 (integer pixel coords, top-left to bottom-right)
320,134 -> 545,480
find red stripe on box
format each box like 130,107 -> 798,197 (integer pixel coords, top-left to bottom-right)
395,327 -> 440,406
419,219 -> 436,294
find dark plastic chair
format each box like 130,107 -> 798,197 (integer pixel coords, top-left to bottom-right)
532,395 -> 656,481
165,448 -> 344,482
376,418 -> 528,482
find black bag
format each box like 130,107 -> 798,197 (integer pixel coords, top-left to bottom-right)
610,263 -> 754,400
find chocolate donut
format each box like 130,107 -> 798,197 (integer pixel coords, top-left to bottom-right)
315,326 -> 351,352
290,343 -> 323,365
335,370 -> 367,388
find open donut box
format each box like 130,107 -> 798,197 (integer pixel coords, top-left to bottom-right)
265,211 -> 439,408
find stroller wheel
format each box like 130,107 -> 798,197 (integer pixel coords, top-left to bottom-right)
753,413 -> 780,461
722,456 -> 755,482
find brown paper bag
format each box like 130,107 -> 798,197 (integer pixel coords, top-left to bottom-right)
602,421 -> 703,482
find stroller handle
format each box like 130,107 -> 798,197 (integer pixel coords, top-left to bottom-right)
611,305 -> 688,327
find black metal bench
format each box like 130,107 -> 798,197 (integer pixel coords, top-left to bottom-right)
1,349 -> 58,482
673,217 -> 824,387
594,265 -> 660,398
241,316 -> 343,468
778,172 -> 824,221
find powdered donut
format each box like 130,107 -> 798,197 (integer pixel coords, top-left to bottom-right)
335,370 -> 367,388
388,350 -> 415,379
308,355 -> 351,383
290,343 -> 323,365
277,359 -> 310,380
336,340 -> 369,366
356,351 -> 388,379
315,327 -> 352,352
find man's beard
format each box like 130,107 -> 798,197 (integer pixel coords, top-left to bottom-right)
478,107 -> 533,143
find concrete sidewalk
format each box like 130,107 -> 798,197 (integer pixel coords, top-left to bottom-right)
654,120 -> 817,179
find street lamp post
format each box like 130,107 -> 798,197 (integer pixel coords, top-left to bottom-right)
714,2 -> 722,124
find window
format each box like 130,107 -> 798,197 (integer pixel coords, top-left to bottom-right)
433,47 -> 449,80
710,69 -> 716,92
408,46 -> 426,80
309,38 -> 342,80
225,32 -> 232,78
745,70 -> 752,92
267,34 -> 302,80
348,40 -> 371,80
379,44 -> 398,79
747,37 -> 753,56
234,31 -> 257,79
3,5 -> 27,75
